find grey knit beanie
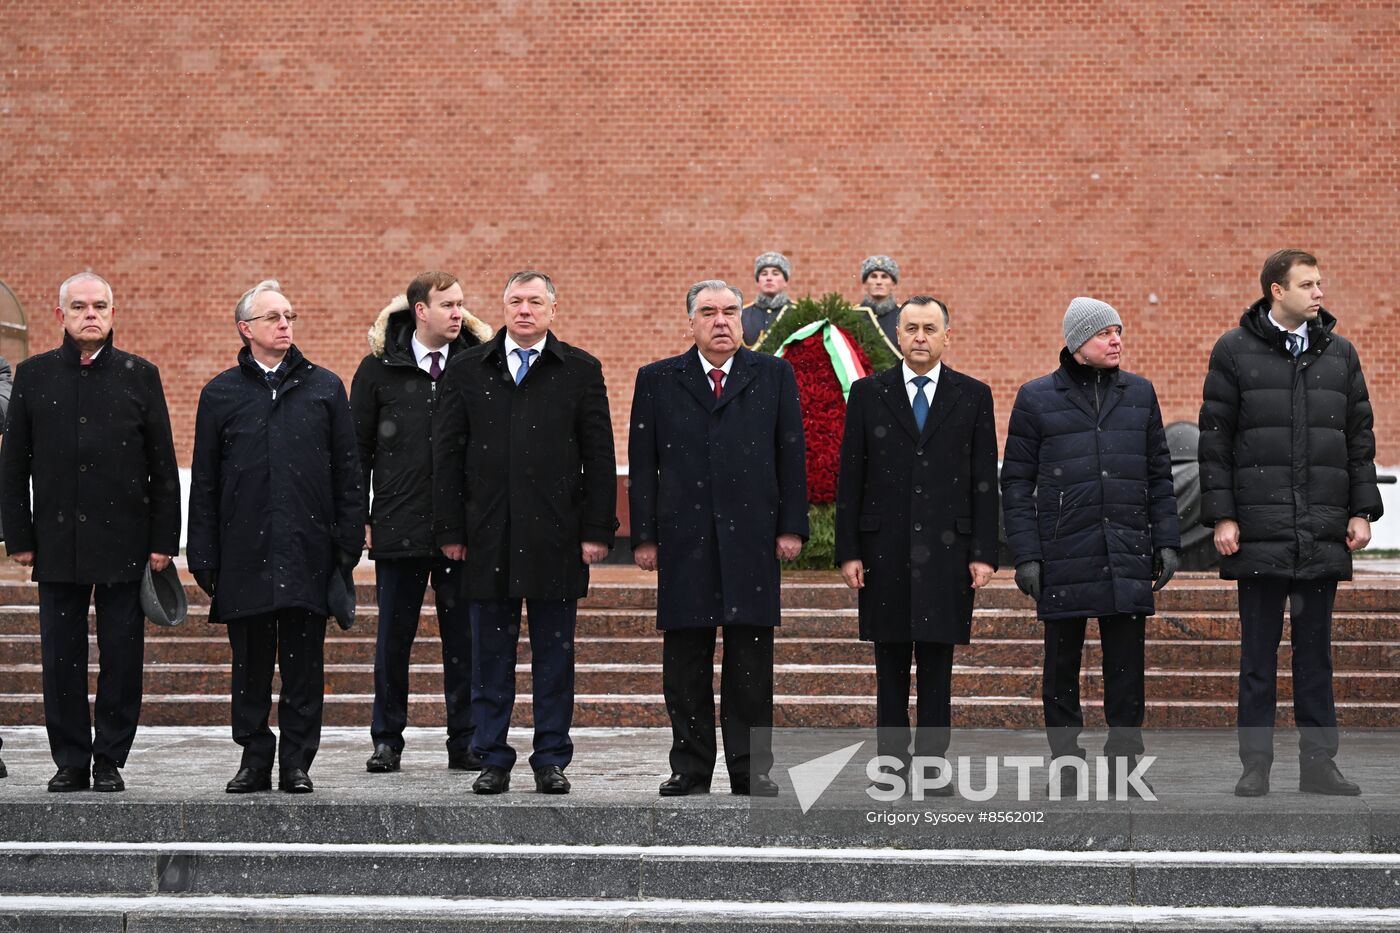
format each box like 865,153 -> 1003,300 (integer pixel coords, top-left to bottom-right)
861,255 -> 899,283
754,251 -> 791,281
1062,297 -> 1123,353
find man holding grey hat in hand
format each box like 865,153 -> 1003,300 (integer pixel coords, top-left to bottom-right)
1001,297 -> 1179,796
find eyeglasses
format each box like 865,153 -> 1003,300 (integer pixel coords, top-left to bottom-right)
243,311 -> 298,325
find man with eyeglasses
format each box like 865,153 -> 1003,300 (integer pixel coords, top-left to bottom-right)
0,272 -> 180,793
628,279 -> 808,797
434,270 -> 616,796
188,279 -> 364,795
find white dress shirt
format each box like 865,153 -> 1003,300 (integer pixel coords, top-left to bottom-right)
411,334 -> 450,375
902,361 -> 941,407
1267,312 -> 1309,354
697,349 -> 735,391
505,334 -> 547,380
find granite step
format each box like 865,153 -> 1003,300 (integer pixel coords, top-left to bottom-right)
4,605 -> 1400,642
7,895 -> 1400,933
4,692 -> 1398,728
3,633 -> 1397,670
4,662 -> 1398,702
2,840 -> 1400,911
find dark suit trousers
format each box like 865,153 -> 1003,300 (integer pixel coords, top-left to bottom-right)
1237,578 -> 1339,767
470,598 -> 575,771
38,581 -> 144,769
227,610 -> 326,773
370,557 -> 474,753
663,625 -> 774,780
873,641 -> 954,763
1042,614 -> 1146,758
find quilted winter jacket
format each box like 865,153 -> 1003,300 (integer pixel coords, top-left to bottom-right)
1198,301 -> 1381,580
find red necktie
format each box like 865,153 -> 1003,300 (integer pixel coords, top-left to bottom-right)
709,368 -> 724,400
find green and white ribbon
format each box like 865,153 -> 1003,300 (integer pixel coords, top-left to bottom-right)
774,318 -> 869,401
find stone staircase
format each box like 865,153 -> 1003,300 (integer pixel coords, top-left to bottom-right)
2,570 -> 1399,730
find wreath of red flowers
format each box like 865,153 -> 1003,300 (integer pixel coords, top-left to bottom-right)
782,331 -> 872,504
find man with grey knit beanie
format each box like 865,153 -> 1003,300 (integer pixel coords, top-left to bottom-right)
1000,297 -> 1180,798
856,255 -> 901,349
742,251 -> 794,347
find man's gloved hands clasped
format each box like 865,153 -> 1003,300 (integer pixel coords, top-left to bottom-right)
1014,561 -> 1042,602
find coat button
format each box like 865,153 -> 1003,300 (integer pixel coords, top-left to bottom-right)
916,448 -> 924,456
78,416 -> 87,424
913,523 -> 923,532
1104,517 -> 1110,524
914,485 -> 923,494
78,514 -> 87,522
79,465 -> 88,472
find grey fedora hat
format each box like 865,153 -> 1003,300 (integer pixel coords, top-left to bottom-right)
141,562 -> 188,627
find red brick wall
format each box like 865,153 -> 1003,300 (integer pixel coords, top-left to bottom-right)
5,2 -> 1399,464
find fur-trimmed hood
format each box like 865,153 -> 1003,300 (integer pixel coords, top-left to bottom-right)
367,294 -> 494,358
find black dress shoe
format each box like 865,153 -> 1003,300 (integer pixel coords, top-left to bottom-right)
366,744 -> 401,773
534,765 -> 571,795
1234,762 -> 1271,798
730,773 -> 779,797
448,748 -> 483,771
473,765 -> 510,794
47,766 -> 89,793
225,766 -> 272,794
1300,760 -> 1360,796
659,773 -> 711,797
0,754 -> 8,779
279,768 -> 314,794
92,757 -> 125,793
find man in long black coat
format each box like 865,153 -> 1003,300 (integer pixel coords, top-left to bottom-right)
1002,297 -> 1179,797
434,270 -> 616,796
1200,249 -> 1381,798
628,279 -> 808,798
0,353 -> 11,781
351,272 -> 492,775
0,272 -> 180,793
835,297 -> 998,788
188,279 -> 364,795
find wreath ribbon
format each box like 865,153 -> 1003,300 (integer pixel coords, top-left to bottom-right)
774,318 -> 868,401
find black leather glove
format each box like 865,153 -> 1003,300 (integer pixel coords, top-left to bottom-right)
1152,547 -> 1179,591
337,549 -> 360,573
1014,561 -> 1042,601
193,569 -> 217,599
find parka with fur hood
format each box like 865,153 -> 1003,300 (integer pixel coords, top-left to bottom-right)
350,295 -> 492,560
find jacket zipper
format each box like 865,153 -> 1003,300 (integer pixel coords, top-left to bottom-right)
1054,491 -> 1064,540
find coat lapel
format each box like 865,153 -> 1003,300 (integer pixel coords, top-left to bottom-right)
1096,378 -> 1127,424
1053,369 -> 1097,421
677,347 -> 717,411
875,365 -> 921,442
918,367 -> 962,442
714,349 -> 755,411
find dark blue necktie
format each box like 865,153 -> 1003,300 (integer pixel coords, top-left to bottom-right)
911,375 -> 931,430
514,348 -> 536,385
1285,333 -> 1303,358
265,366 -> 282,390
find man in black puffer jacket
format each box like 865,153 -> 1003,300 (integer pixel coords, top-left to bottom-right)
351,272 -> 491,775
1003,298 -> 1179,796
1200,249 -> 1382,799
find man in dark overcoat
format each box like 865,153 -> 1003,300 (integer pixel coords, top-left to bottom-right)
0,352 -> 11,781
0,272 -> 180,793
434,270 -> 616,796
628,279 -> 808,797
1200,249 -> 1381,798
187,279 -> 364,795
835,296 -> 999,787
1001,297 -> 1179,796
352,271 -> 492,775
